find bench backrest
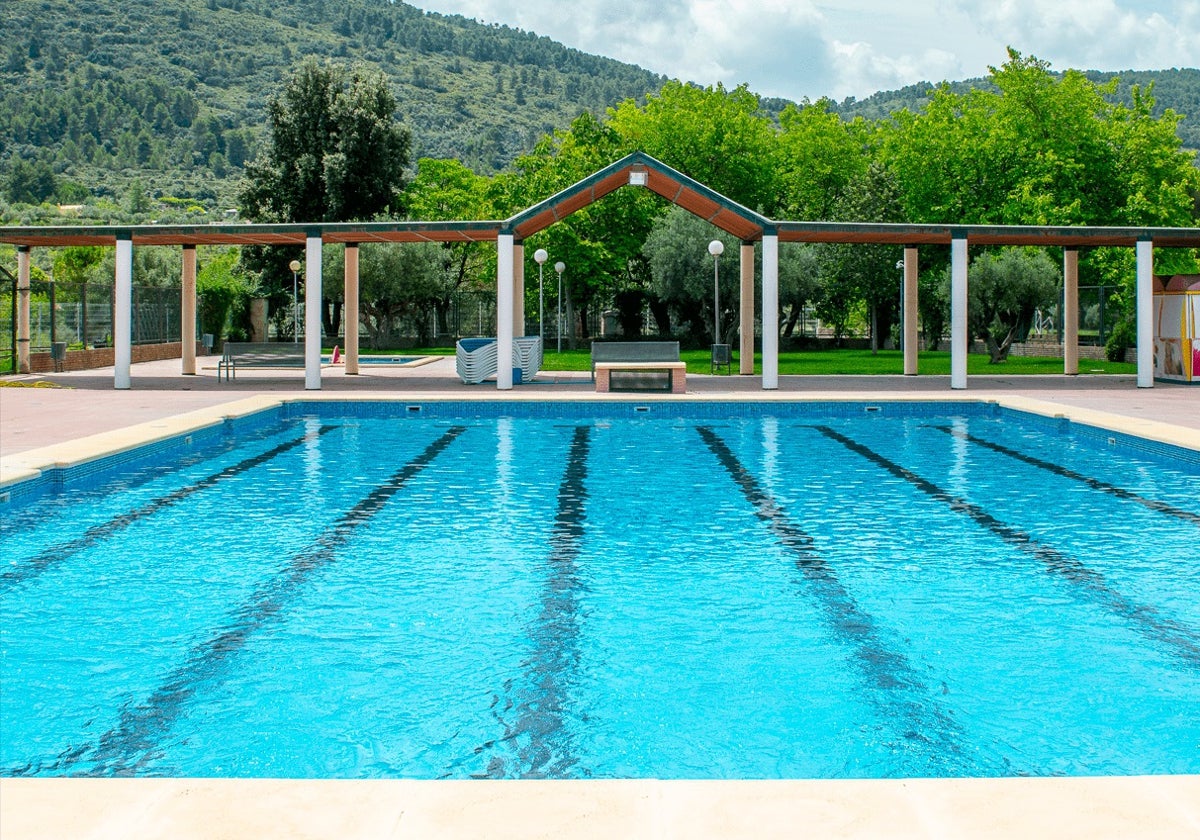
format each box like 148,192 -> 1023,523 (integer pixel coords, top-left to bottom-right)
591,341 -> 680,367
223,342 -> 304,358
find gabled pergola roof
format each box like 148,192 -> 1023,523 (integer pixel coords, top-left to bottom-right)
0,151 -> 1198,249
505,151 -> 772,242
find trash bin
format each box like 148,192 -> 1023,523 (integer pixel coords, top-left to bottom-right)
50,342 -> 67,372
202,334 -> 214,355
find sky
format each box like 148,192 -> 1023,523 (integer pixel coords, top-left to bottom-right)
413,0 -> 1200,102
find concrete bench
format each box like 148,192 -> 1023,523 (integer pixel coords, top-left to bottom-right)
218,342 -> 306,381
591,341 -> 685,393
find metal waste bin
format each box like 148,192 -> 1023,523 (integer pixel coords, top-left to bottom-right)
50,342 -> 67,372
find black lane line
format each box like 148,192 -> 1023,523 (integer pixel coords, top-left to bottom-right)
7,426 -> 467,778
816,425 -> 1200,668
696,426 -> 971,770
931,424 -> 1200,527
0,425 -> 339,596
472,425 -> 590,780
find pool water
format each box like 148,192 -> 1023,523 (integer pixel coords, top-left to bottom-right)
2,403 -> 1198,779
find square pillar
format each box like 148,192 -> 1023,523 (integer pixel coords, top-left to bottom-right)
114,234 -> 133,390
513,243 -> 525,339
903,246 -> 919,376
761,233 -> 779,390
1063,248 -> 1079,376
305,234 -> 323,390
344,244 -> 360,375
181,245 -> 197,375
950,236 -> 968,390
497,234 -> 514,390
1136,239 -> 1153,388
16,246 -> 31,374
739,243 -> 755,374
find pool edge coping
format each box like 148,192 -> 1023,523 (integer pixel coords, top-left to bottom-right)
3,776 -> 1199,839
3,392 -> 1197,491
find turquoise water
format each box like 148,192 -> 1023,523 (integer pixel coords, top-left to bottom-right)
2,404 -> 1198,779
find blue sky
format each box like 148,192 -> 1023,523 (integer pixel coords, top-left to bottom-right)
414,0 -> 1200,101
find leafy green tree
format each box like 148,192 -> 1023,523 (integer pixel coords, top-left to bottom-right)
776,99 -> 871,220
403,157 -> 503,338
778,244 -> 823,342
816,163 -> 905,350
325,242 -> 445,348
960,248 -> 1060,363
240,59 -> 411,223
609,81 -> 779,212
239,58 -> 411,336
642,207 -> 738,344
5,157 -> 56,204
197,249 -> 254,344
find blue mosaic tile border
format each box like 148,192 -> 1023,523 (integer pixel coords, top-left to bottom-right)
4,400 -> 1195,509
281,399 -> 1001,422
996,406 -> 1200,468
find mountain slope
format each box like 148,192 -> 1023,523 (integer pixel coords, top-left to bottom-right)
0,0 -> 666,207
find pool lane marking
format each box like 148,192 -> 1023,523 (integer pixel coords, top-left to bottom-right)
930,424 -> 1200,527
815,425 -> 1200,668
0,425 -> 339,596
21,425 -> 468,778
696,426 -> 971,769
478,425 -> 590,780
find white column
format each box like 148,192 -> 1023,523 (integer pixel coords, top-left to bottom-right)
114,235 -> 133,389
903,246 -> 919,376
345,244 -> 360,375
1136,239 -> 1154,388
181,245 -> 197,375
305,234 -> 323,390
739,243 -> 755,374
513,243 -> 525,339
1063,248 -> 1079,376
950,236 -> 968,390
762,233 -> 779,390
16,246 -> 31,374
497,234 -> 514,390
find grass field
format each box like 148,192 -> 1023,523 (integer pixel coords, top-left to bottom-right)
399,345 -> 1136,376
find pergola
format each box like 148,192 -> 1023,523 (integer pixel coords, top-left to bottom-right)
4,151 -> 1199,390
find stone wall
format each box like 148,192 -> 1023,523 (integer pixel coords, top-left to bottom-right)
26,342 -> 205,374
1008,338 -> 1133,363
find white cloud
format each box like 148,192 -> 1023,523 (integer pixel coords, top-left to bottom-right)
414,0 -> 1198,103
952,0 -> 1200,70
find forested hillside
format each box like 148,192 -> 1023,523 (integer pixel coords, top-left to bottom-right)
1,0 -> 1197,222
0,0 -> 666,210
835,68 -> 1200,151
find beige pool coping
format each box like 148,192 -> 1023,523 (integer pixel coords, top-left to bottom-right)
1,358 -> 1198,838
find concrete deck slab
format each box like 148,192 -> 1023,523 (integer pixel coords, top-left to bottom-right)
1,357 -> 1197,838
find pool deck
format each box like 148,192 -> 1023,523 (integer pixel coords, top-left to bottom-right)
2,356 -> 1198,839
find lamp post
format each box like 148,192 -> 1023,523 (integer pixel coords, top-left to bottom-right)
534,248 -> 548,343
289,259 -> 301,344
708,240 -> 724,344
554,261 -> 565,353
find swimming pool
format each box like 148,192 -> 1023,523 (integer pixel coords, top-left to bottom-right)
2,401 -> 1197,779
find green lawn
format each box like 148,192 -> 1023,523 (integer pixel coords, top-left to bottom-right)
397,345 -> 1135,376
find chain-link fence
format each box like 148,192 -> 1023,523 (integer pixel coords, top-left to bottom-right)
0,281 -> 188,372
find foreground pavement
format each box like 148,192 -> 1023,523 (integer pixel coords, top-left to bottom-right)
2,356 -> 1198,839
